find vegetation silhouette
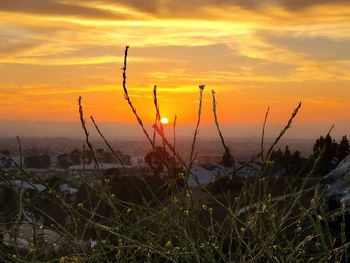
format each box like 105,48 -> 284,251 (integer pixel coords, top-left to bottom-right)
1,46 -> 350,262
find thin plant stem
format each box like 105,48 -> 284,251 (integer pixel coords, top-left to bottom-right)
16,136 -> 22,168
90,115 -> 126,168
78,96 -> 99,170
78,97 -> 117,213
260,107 -> 270,162
153,85 -> 165,148
121,46 -> 154,148
78,98 -> 120,222
265,102 -> 302,161
152,85 -> 161,148
173,115 -> 177,158
152,114 -> 157,148
189,85 -> 205,167
212,90 -> 235,171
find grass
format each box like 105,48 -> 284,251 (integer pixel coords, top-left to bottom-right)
0,46 -> 348,262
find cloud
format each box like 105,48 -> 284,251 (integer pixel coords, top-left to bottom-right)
1,0 -> 350,23
281,0 -> 350,10
265,35 -> 350,61
0,0 -> 135,20
92,0 -> 159,13
0,40 -> 40,57
220,0 -> 350,11
80,0 -> 350,18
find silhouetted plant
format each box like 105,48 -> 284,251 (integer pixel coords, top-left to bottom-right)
1,46 -> 348,263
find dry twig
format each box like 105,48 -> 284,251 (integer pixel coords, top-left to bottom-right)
189,85 -> 205,166
260,107 -> 270,162
265,102 -> 302,161
122,46 -> 154,148
212,90 -> 235,169
90,115 -> 126,168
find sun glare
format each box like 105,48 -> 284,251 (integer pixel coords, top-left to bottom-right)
160,117 -> 169,124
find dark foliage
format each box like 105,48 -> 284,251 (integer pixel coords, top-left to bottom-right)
24,154 -> 51,169
313,134 -> 350,174
56,153 -> 72,169
221,147 -> 235,167
145,146 -> 173,176
269,146 -> 308,175
70,149 -> 81,165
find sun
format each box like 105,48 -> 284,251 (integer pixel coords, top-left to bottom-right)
160,117 -> 169,124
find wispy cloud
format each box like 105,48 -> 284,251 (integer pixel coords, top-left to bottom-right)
0,0 -> 140,20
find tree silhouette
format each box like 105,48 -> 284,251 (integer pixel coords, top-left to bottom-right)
70,149 -> 81,165
222,147 -> 235,167
338,135 -> 350,161
82,149 -> 93,164
313,134 -> 340,174
56,153 -> 72,169
269,146 -> 307,175
24,154 -> 51,169
145,146 -> 173,177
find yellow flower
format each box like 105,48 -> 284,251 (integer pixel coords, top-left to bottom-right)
183,209 -> 190,216
212,243 -> 219,250
165,240 -> 173,249
202,204 -> 208,210
77,203 -> 84,209
172,196 -> 179,204
240,227 -> 245,233
265,160 -> 274,166
177,172 -> 185,179
127,208 -> 133,215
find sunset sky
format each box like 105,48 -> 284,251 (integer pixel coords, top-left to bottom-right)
1,0 -> 350,138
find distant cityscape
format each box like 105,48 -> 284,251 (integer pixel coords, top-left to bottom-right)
1,134 -> 349,254
0,136 -> 316,201
0,136 -> 315,162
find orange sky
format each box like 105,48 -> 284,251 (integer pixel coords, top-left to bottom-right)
1,0 -> 350,138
